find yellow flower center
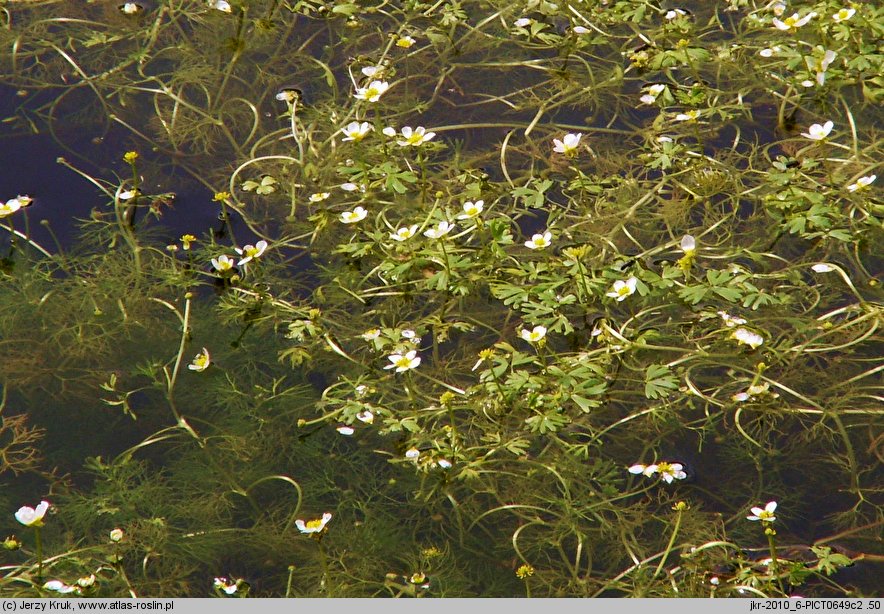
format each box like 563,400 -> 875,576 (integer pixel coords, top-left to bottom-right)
305,518 -> 324,530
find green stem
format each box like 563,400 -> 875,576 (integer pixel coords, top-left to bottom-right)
317,539 -> 331,597
765,527 -> 787,595
34,526 -> 43,580
285,565 -> 296,598
653,506 -> 683,579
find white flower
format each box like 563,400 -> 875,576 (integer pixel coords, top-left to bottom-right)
731,327 -> 764,349
747,501 -> 777,522
0,199 -> 22,217
309,192 -> 331,203
361,328 -> 381,341
423,221 -> 454,239
340,182 -> 365,192
356,410 -> 374,424
353,80 -> 390,102
847,175 -> 875,192
640,83 -> 666,105
77,574 -> 96,588
340,206 -> 368,224
514,17 -> 533,27
390,225 -> 419,241
276,89 -> 299,103
341,121 -> 373,142
801,120 -> 833,141
384,350 -> 421,372
396,126 -> 436,147
656,461 -> 687,484
437,459 -> 452,469
736,382 -> 777,401
109,528 -> 124,542
336,426 -> 355,436
405,447 -> 420,460
235,240 -> 268,265
811,263 -> 835,273
680,234 -> 696,254
396,35 -> 416,48
519,325 -> 547,343
832,8 -> 855,22
772,12 -> 816,30
524,231 -> 552,250
43,581 -> 79,595
296,512 -> 333,534
213,577 -> 238,595
628,463 -> 658,477
665,9 -> 687,20
211,0 -> 232,12
675,110 -> 701,122
819,50 -> 837,72
759,47 -> 781,58
401,329 -> 416,339
770,1 -> 786,17
606,277 -> 638,302
188,348 -> 211,372
15,501 -> 50,527
572,26 -> 590,34
717,311 -> 747,328
361,66 -> 382,78
457,200 -> 484,219
212,254 -> 235,272
120,2 -> 142,14
118,189 -> 138,200
807,50 -> 837,86
552,133 -> 582,157
382,126 -> 397,137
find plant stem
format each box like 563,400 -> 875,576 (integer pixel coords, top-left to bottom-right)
653,505 -> 683,579
34,527 -> 43,579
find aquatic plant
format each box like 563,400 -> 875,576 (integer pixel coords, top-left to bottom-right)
0,0 -> 881,599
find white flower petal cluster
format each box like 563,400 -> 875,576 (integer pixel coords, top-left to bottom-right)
731,327 -> 764,349
211,254 -> 235,272
340,206 -> 368,224
384,350 -> 421,373
188,348 -> 211,372
628,462 -> 687,484
524,231 -> 552,250
295,512 -> 333,534
847,175 -> 875,192
640,83 -> 666,105
423,221 -> 454,239
606,277 -> 638,301
341,121 -> 373,142
772,11 -> 816,31
0,195 -> 32,217
354,80 -> 390,102
15,501 -> 50,527
519,325 -> 547,343
801,120 -> 833,140
552,133 -> 582,156
831,8 -> 855,22
747,501 -> 777,522
235,240 -> 268,265
395,126 -> 436,147
457,200 -> 484,219
390,225 -> 419,241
